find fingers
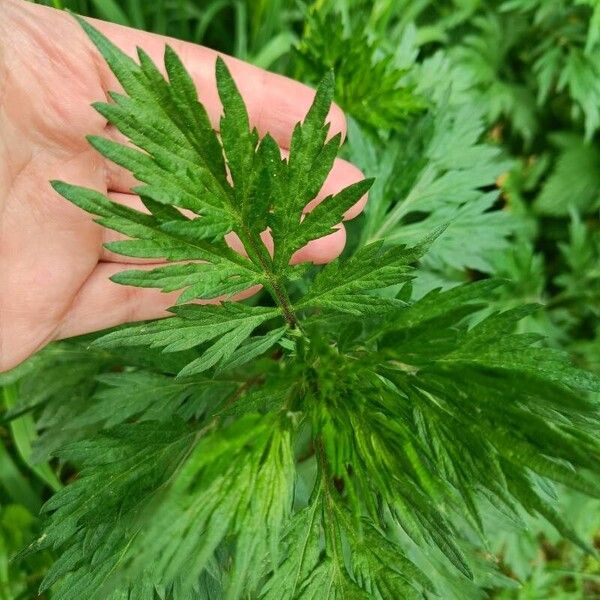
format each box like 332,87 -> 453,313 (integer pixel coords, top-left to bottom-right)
105,153 -> 366,221
103,149 -> 363,266
74,220 -> 343,342
60,223 -> 343,340
57,13 -> 366,335
102,124 -> 367,221
102,194 -> 347,266
303,158 -> 368,220
225,225 -> 347,266
291,226 -> 347,264
87,18 -> 347,150
80,16 -> 367,267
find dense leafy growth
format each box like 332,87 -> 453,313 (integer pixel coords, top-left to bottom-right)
2,1 -> 600,599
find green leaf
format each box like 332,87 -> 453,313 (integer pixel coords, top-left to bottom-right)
111,262 -> 258,304
259,500 -> 323,600
294,8 -> 425,132
128,414 -> 296,598
94,304 -> 280,377
268,71 -> 352,269
348,100 -> 515,290
2,385 -> 61,493
50,181 -> 250,270
216,326 -> 288,373
298,240 -> 426,315
534,134 -> 600,215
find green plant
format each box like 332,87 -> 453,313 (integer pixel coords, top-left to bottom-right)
0,383 -> 57,600
294,2 -> 425,134
6,14 -> 597,599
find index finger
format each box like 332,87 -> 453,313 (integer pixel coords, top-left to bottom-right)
87,17 -> 347,150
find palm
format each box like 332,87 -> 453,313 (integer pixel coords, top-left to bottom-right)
0,0 -> 365,371
1,1 -> 110,369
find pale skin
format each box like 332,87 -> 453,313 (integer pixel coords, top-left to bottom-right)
0,0 -> 368,372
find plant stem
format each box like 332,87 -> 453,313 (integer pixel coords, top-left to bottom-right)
268,275 -> 298,327
237,226 -> 299,327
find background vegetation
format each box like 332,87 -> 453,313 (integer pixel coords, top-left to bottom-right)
2,0 -> 599,597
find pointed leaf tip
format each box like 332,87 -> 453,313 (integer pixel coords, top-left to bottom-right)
316,70 -> 335,104
215,55 -> 230,79
50,180 -> 68,195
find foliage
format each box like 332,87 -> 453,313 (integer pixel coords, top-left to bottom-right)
293,3 -> 425,133
5,0 -> 600,598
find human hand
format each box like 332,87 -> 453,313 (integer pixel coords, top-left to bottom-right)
0,0 -> 366,371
